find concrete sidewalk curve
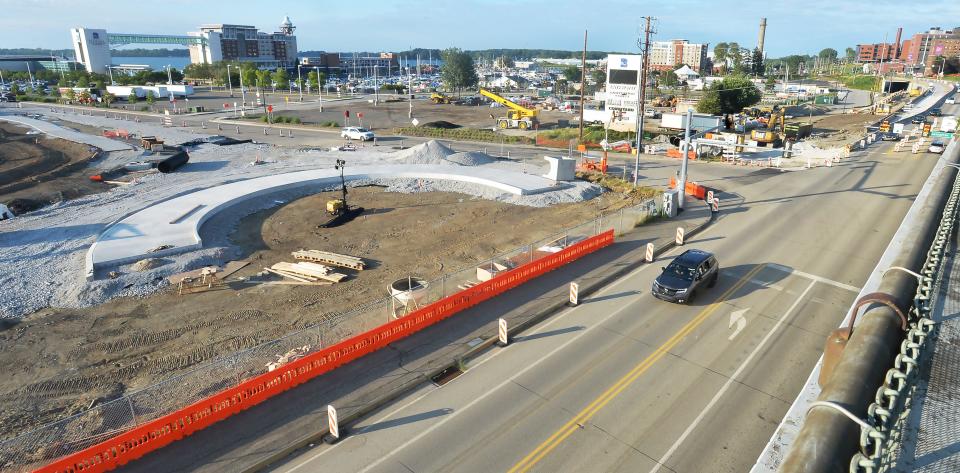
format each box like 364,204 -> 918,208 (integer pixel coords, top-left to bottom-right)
85,164 -> 564,277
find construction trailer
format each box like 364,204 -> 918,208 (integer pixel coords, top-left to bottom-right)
479,88 -> 539,130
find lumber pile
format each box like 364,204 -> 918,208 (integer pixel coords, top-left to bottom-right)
268,261 -> 348,283
292,250 -> 366,270
176,267 -> 225,295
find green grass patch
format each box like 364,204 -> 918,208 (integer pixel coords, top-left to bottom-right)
393,127 -> 533,144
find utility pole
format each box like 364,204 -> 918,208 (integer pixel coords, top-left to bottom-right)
578,30 -> 588,142
633,16 -> 654,187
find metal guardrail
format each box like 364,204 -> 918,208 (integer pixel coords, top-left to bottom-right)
848,163 -> 960,472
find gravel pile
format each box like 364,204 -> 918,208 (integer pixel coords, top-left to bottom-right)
446,151 -> 495,166
0,107 -> 601,319
390,140 -> 494,166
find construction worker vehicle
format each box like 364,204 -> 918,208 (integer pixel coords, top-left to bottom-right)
479,88 -> 539,130
430,92 -> 454,104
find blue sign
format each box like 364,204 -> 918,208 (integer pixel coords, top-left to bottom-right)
620,58 -> 628,68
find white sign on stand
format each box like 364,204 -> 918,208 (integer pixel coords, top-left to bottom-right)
569,282 -> 579,305
676,227 -> 685,245
327,405 -> 339,439
498,318 -> 508,345
645,243 -> 655,263
712,198 -> 720,212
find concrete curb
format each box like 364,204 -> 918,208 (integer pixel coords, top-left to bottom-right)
243,202 -> 717,473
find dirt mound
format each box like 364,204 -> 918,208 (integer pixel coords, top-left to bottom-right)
421,121 -> 461,129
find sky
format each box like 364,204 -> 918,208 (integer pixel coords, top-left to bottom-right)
1,0 -> 959,57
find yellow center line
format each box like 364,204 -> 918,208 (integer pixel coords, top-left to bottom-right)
507,263 -> 767,473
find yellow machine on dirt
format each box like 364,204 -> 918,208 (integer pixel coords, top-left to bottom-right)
430,92 -> 454,104
479,88 -> 539,130
749,106 -> 786,146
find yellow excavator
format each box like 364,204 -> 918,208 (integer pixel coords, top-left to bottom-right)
750,106 -> 785,146
479,88 -> 539,130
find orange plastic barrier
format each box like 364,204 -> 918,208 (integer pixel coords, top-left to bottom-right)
37,230 -> 615,473
668,176 -> 708,200
665,148 -> 697,160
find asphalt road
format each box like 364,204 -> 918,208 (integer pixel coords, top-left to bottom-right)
263,104 -> 951,472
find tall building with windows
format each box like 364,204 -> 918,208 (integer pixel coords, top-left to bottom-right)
189,17 -> 298,67
650,40 -> 709,73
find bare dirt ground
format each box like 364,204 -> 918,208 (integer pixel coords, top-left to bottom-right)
0,122 -> 109,214
263,98 -> 578,132
0,185 -> 642,441
789,112 -> 880,148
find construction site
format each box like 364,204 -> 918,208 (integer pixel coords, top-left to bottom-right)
0,46 -> 948,471
0,97 -> 673,459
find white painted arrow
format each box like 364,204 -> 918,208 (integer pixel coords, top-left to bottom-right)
728,308 -> 748,340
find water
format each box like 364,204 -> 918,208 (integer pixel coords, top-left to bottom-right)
111,56 -> 191,71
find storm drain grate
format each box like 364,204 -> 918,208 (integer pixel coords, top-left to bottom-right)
431,366 -> 463,386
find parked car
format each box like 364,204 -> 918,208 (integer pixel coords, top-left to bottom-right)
644,108 -> 661,118
651,249 -> 719,304
340,127 -> 374,141
880,132 -> 901,141
947,97 -> 956,104
929,141 -> 946,154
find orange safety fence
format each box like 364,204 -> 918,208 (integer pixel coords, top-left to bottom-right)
668,176 -> 708,200
37,230 -> 615,473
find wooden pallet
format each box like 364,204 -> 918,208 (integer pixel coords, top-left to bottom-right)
270,262 -> 348,283
292,250 -> 365,270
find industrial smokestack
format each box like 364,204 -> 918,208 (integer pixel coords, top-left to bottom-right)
894,27 -> 903,58
758,17 -> 767,55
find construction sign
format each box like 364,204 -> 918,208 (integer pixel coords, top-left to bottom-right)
922,123 -> 932,137
327,405 -> 339,439
569,282 -> 579,305
676,227 -> 685,245
645,243 -> 655,263
498,318 -> 508,345
879,120 -> 890,133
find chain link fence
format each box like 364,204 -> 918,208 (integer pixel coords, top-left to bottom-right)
0,196 -> 662,472
848,169 -> 960,472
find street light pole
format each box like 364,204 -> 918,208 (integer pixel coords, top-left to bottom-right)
297,64 -> 303,102
678,108 -> 693,209
374,65 -> 379,106
166,64 -> 172,85
106,65 -> 114,86
226,64 -> 234,97
314,66 -> 323,112
238,67 -> 247,115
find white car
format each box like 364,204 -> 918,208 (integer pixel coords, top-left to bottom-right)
929,141 -> 946,154
341,127 -> 374,141
947,97 -> 956,104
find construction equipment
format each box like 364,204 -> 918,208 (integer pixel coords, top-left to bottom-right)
579,151 -> 608,173
750,106 -> 786,146
479,88 -> 539,130
651,95 -> 677,108
318,159 -> 364,228
430,92 -> 454,104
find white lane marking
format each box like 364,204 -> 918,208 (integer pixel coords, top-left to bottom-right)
728,309 -> 748,341
767,263 -> 860,293
648,279 -> 818,473
282,244 -> 681,472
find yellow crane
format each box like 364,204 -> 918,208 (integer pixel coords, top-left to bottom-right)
479,88 -> 539,130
